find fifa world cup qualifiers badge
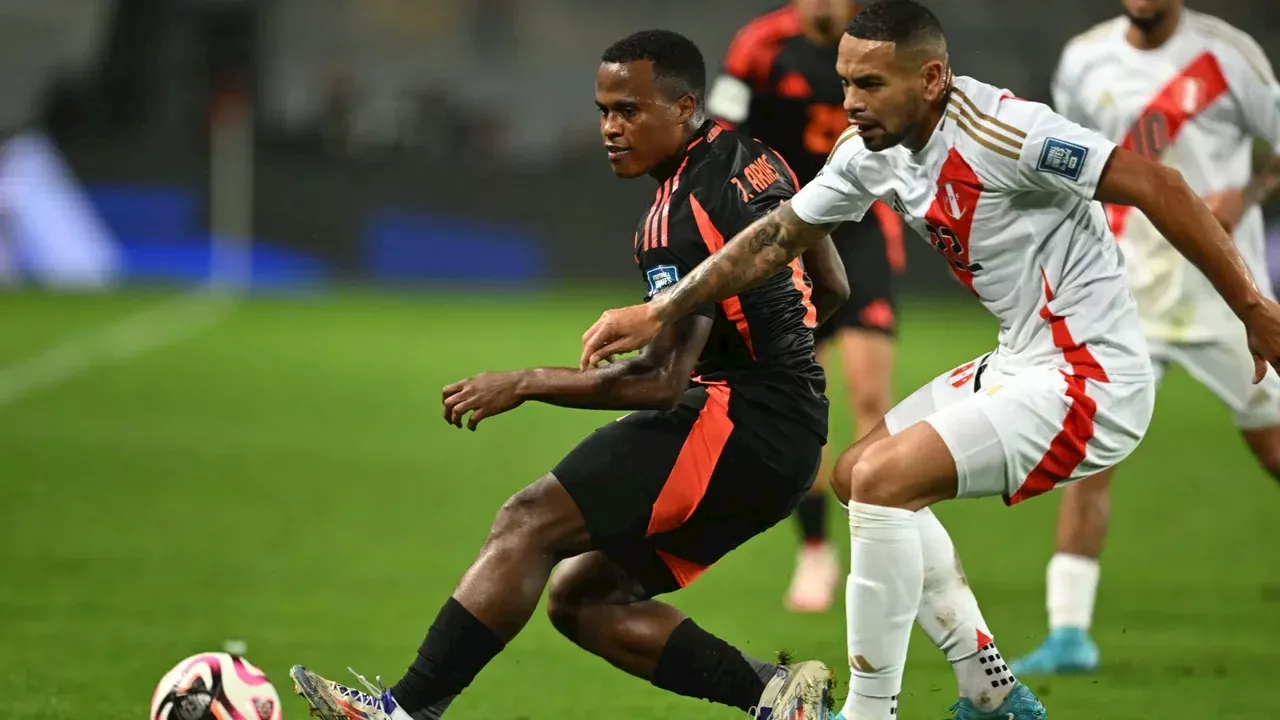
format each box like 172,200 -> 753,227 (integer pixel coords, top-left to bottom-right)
646,264 -> 681,297
1036,138 -> 1088,182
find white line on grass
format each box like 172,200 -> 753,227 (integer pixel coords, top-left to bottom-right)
0,290 -> 236,408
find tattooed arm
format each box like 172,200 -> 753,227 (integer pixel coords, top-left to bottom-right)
580,203 -> 837,368
648,203 -> 838,323
581,129 -> 874,369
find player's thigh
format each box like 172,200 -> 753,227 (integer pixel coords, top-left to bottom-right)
551,394 -> 703,552
646,419 -> 823,594
977,369 -> 1154,505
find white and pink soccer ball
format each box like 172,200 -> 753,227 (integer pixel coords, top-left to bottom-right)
151,652 -> 282,720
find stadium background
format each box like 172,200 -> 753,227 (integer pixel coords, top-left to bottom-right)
1,1 -> 1278,718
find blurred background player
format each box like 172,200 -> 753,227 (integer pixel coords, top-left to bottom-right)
1012,0 -> 1280,676
708,0 -> 906,613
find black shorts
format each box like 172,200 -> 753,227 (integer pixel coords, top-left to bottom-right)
552,384 -> 822,596
815,213 -> 900,344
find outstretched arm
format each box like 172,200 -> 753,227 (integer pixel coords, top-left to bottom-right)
1097,146 -> 1280,379
444,314 -> 711,430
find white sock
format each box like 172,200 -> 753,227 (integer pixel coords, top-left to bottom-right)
841,501 -> 922,720
1047,553 -> 1100,630
913,508 -> 1015,711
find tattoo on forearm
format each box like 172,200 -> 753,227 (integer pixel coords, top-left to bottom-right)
658,206 -> 826,319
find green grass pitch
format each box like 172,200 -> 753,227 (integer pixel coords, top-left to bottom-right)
1,289 -> 1277,719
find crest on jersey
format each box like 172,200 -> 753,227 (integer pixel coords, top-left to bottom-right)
939,182 -> 967,220
646,265 -> 680,297
1179,77 -> 1202,114
1036,138 -> 1088,182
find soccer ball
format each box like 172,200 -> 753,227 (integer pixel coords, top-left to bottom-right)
151,652 -> 282,720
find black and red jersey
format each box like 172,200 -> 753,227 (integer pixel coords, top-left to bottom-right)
633,120 -> 827,440
708,5 -> 849,187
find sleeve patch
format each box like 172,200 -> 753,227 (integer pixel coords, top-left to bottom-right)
646,264 -> 681,297
1036,138 -> 1088,181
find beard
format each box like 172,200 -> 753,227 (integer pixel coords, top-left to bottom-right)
1124,9 -> 1166,32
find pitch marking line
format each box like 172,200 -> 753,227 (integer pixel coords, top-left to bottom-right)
0,291 -> 236,408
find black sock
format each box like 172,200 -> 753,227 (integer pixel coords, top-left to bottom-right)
795,493 -> 828,544
650,619 -> 777,713
391,598 -> 505,716
417,696 -> 455,720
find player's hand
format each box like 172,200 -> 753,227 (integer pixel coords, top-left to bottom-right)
1202,189 -> 1246,234
442,371 -> 526,431
580,303 -> 661,370
1243,298 -> 1280,383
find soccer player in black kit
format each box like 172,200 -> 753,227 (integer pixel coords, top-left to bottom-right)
708,0 -> 906,613
288,30 -> 849,720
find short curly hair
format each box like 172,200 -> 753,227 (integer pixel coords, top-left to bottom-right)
601,30 -> 706,110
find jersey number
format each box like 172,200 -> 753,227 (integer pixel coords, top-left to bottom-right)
1129,110 -> 1170,161
927,223 -> 983,274
803,104 -> 849,156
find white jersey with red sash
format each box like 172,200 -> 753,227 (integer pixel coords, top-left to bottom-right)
1053,10 -> 1280,343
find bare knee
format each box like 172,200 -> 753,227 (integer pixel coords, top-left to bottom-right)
844,424 -> 956,510
545,554 -> 642,637
847,442 -> 906,507
485,475 -> 587,559
831,422 -> 892,504
545,566 -> 583,636
832,444 -> 865,504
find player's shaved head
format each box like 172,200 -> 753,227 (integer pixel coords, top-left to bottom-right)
597,30 -> 707,179
601,30 -> 707,115
834,0 -> 951,152
845,0 -> 947,66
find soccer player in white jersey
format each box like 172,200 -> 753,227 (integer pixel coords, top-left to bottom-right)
1011,0 -> 1280,677
579,1 -> 1280,718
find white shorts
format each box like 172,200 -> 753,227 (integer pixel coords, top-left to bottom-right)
1148,338 -> 1280,430
884,352 -> 1155,504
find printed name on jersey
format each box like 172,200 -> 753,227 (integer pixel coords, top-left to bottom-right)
646,265 -> 681,297
1036,138 -> 1088,181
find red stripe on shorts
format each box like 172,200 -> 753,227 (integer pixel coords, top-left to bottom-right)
647,385 -> 733,535
1006,272 -> 1107,505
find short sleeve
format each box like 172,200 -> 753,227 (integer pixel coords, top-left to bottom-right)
637,244 -> 716,319
790,129 -> 877,224
636,189 -> 719,318
1220,41 -> 1280,154
978,99 -> 1117,200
